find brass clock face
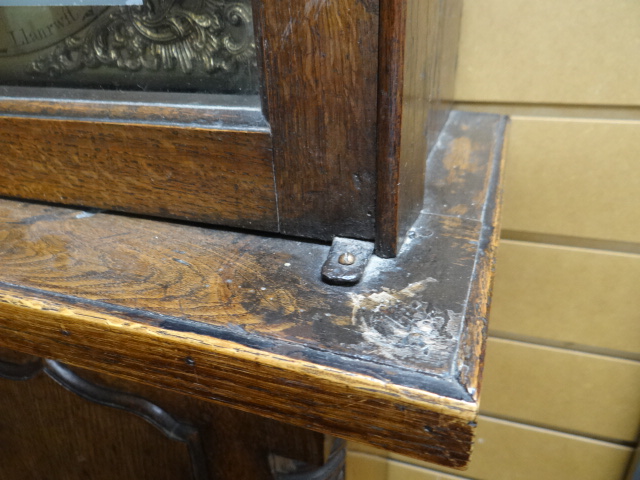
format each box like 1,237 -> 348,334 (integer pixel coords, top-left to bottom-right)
0,7 -> 104,57
0,1 -> 258,94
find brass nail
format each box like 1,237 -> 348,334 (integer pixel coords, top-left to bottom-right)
338,252 -> 356,265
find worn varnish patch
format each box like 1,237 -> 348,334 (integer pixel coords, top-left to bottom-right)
0,202 -> 479,379
351,279 -> 462,362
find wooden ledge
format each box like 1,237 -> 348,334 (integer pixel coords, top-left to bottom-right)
0,111 -> 507,469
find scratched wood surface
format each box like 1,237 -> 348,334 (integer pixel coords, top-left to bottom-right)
0,111 -> 506,468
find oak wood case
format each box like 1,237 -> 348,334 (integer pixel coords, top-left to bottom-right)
0,0 -> 462,255
0,112 -> 507,468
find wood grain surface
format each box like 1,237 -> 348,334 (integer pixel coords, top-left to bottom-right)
0,362 -> 195,480
0,111 -> 506,468
0,1 -> 463,247
257,0 -> 379,241
0,115 -> 278,232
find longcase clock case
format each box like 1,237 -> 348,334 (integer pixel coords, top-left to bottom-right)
0,0 -> 463,258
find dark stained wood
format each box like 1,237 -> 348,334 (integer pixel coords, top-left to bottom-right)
375,0 -> 408,256
453,115 -> 509,401
0,357 -> 195,480
257,0 -> 379,240
0,114 -> 278,232
422,112 -> 508,222
0,347 -> 327,480
376,0 -> 463,257
418,110 -> 509,401
0,112 -> 506,468
0,296 -> 477,468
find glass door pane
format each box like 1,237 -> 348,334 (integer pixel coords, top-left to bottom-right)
0,0 -> 258,94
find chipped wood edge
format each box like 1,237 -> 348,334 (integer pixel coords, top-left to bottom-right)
454,115 -> 510,400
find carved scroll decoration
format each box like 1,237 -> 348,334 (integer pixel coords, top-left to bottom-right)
0,357 -> 208,480
29,0 -> 256,77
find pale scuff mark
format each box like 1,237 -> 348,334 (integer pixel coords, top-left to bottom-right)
350,279 -> 462,361
304,0 -> 327,18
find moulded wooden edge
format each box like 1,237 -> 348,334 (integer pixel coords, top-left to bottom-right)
0,285 -> 477,468
0,87 -> 278,233
455,116 -> 509,400
0,88 -> 269,131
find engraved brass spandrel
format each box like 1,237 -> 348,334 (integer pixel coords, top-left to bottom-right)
0,0 -> 258,94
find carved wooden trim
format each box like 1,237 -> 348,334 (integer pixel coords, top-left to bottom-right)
0,355 -> 345,480
0,357 -> 208,480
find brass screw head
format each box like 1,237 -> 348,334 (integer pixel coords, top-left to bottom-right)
338,252 -> 356,265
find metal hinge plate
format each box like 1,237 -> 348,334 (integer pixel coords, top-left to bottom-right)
321,237 -> 374,286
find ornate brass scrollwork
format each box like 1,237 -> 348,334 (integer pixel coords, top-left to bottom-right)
29,0 -> 256,77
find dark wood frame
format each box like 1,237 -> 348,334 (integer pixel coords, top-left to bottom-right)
0,0 -> 462,257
